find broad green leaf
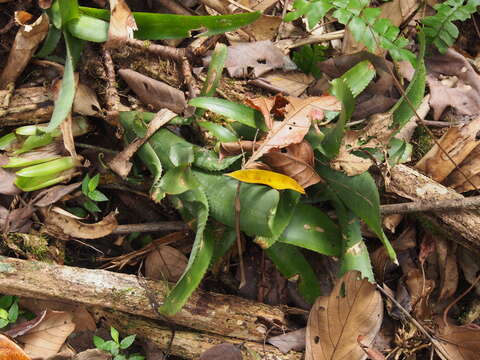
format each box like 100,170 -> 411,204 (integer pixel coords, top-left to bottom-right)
59,0 -> 79,26
321,78 -> 354,158
331,197 -> 374,281
0,318 -> 8,328
15,157 -> 75,177
160,187 -> 213,315
279,203 -> 341,256
226,169 -> 306,194
67,15 -> 109,42
35,25 -> 62,58
80,7 -> 261,40
198,121 -> 238,142
93,336 -> 105,349
157,167 -> 196,199
318,164 -> 396,262
391,31 -> 426,130
193,170 -> 280,237
340,60 -> 375,97
15,172 -> 73,192
0,296 -> 14,309
265,242 -> 321,303
120,335 -> 136,349
15,124 -> 59,136
110,326 -> 120,343
200,43 -> 228,98
0,133 -> 16,150
13,133 -> 53,155
88,190 -> 108,202
169,143 -> 194,167
46,31 -> 81,131
2,156 -> 60,169
8,301 -> 19,322
0,308 -> 8,320
88,173 -> 100,192
84,199 -> 101,213
189,97 -> 267,131
292,44 -> 326,79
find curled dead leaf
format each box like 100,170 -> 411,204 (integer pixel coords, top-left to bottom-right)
106,0 -> 137,48
262,141 -> 322,188
434,319 -> 480,360
0,334 -> 31,360
306,271 -> 383,360
145,245 -> 188,282
45,210 -> 118,239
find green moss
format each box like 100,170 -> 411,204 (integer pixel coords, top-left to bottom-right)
412,126 -> 434,162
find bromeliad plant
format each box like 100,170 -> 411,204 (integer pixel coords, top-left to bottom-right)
117,33 -> 427,315
0,119 -> 89,191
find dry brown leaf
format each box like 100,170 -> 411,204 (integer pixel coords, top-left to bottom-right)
108,109 -> 177,178
199,343 -> 242,360
426,49 -> 480,120
18,310 -> 75,359
0,334 -> 31,360
60,114 -> 79,161
382,213 -> 403,233
73,349 -> 111,360
73,83 -> 101,116
118,69 -> 186,114
243,15 -> 281,41
260,71 -> 315,96
31,182 -> 82,208
44,210 -> 118,239
306,271 -> 383,360
416,116 -> 480,182
225,40 -> 295,78
357,335 -> 386,360
268,328 -> 306,354
4,311 -> 47,338
145,245 -> 188,282
249,0 -> 279,11
245,96 -> 340,167
245,94 -> 289,129
444,143 -> 480,192
0,167 -> 21,195
106,0 -> 137,48
436,237 -> 458,302
404,268 -> 434,320
434,320 -> 480,360
0,13 -> 49,89
263,141 -> 322,188
19,299 -> 96,332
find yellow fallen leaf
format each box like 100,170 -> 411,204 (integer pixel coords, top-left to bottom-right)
226,169 -> 306,194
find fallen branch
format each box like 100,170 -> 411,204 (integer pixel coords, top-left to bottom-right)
0,256 -> 295,341
94,308 -> 303,360
380,195 -> 480,214
0,87 -> 53,126
388,164 -> 480,252
113,222 -> 188,234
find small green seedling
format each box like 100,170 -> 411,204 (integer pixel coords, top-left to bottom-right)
0,295 -> 19,329
93,327 -> 144,360
82,173 -> 109,213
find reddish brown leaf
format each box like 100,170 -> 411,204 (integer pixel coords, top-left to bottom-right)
199,343 -> 242,360
106,0 -> 137,48
262,141 -> 322,188
434,320 -> 480,360
0,334 -> 31,360
245,96 -> 340,168
306,271 -> 383,360
357,335 -> 386,360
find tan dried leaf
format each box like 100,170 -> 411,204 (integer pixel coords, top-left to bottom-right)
435,237 -> 458,301
261,71 -> 315,96
0,13 -> 49,89
444,143 -> 480,192
434,321 -> 480,360
306,271 -> 383,360
107,0 -> 137,48
243,15 -> 281,41
245,96 -> 340,167
225,40 -> 295,78
145,245 -> 188,282
416,116 -> 480,182
45,210 -> 118,239
73,83 -> 101,116
18,310 -> 75,359
263,141 -> 322,188
118,69 -> 186,114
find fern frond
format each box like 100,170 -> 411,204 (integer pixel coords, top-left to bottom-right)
422,0 -> 480,53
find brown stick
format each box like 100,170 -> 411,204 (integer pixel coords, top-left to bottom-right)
94,308 -> 303,360
380,196 -> 480,215
113,222 -> 188,234
388,164 -> 480,252
0,256 -> 291,341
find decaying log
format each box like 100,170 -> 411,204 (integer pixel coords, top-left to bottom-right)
389,164 -> 480,252
0,256 -> 295,341
94,308 -> 303,360
0,87 -> 53,126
